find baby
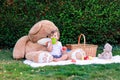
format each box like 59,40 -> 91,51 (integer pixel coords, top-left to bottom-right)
46,30 -> 68,62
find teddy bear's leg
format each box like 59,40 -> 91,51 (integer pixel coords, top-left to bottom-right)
98,53 -> 105,59
25,51 -> 39,62
13,36 -> 29,60
26,51 -> 53,63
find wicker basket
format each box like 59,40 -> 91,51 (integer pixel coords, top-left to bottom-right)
66,34 -> 98,57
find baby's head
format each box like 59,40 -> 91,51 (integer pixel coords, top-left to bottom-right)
48,30 -> 60,44
49,30 -> 60,40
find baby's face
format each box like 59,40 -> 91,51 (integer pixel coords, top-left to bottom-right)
51,32 -> 58,40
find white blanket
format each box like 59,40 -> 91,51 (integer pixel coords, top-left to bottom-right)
23,55 -> 120,68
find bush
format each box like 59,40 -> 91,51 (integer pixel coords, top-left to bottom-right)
0,0 -> 120,48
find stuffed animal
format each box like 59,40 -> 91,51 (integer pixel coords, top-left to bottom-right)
98,43 -> 112,59
13,20 -> 59,63
67,48 -> 93,62
68,48 -> 86,60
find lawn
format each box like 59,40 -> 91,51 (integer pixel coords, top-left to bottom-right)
0,45 -> 120,80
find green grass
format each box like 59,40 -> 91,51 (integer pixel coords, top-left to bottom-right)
0,46 -> 120,80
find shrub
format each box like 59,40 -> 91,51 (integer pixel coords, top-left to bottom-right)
0,0 -> 120,48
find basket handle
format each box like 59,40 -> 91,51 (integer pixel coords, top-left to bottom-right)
78,34 -> 86,45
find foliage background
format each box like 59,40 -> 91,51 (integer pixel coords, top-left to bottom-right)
0,0 -> 120,48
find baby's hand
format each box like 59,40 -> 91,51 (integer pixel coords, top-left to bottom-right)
46,41 -> 52,47
46,41 -> 53,52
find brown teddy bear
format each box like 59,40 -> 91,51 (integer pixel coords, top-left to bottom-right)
13,20 -> 59,63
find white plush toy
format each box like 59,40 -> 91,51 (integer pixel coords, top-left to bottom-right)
68,48 -> 86,60
98,43 -> 113,59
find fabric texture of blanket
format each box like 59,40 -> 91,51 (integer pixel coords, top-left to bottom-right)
23,55 -> 120,68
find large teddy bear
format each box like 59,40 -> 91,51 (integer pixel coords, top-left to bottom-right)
13,20 -> 59,63
13,20 -> 87,63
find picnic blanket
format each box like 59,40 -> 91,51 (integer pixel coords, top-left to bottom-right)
23,55 -> 120,68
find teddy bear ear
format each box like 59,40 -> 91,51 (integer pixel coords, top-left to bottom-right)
29,22 -> 42,35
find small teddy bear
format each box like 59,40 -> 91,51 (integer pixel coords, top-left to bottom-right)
98,43 -> 112,59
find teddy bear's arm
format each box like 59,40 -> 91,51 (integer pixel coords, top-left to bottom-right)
37,38 -> 51,45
